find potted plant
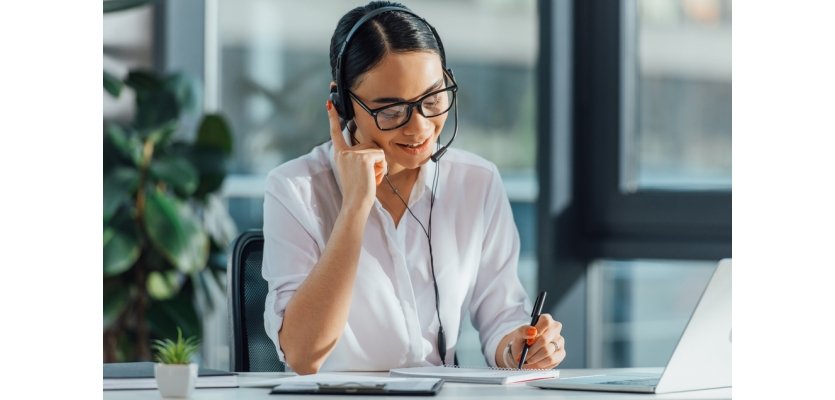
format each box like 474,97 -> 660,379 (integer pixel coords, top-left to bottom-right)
103,0 -> 237,363
153,327 -> 200,398
103,68 -> 237,362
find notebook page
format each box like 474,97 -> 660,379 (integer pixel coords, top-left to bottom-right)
389,366 -> 559,384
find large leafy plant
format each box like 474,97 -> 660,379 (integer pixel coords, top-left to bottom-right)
103,67 -> 236,361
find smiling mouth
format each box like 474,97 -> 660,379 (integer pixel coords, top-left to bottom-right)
395,138 -> 433,155
397,138 -> 429,148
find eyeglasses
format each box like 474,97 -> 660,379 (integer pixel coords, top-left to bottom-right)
348,77 -> 458,131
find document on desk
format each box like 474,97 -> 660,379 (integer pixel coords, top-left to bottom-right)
390,366 -> 559,384
269,373 -> 444,395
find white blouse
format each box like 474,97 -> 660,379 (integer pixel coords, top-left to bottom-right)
262,136 -> 532,372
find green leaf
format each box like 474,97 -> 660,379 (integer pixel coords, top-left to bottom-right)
103,226 -> 140,277
147,270 -> 182,301
104,71 -> 123,97
147,290 -> 201,343
143,189 -> 209,274
104,167 -> 139,222
126,71 -> 180,130
104,123 -> 142,166
138,91 -> 180,131
103,280 -> 130,329
104,0 -> 152,13
188,147 -> 228,199
142,119 -> 178,147
143,246 -> 176,272
195,114 -> 233,154
124,70 -> 162,92
150,156 -> 199,197
152,327 -> 200,364
164,73 -> 197,116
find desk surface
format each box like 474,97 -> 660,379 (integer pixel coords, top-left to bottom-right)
103,368 -> 731,399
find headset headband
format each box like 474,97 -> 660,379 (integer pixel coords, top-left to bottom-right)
333,6 -> 448,120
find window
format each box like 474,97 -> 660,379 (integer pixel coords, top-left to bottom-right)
623,0 -> 732,191
586,259 -> 715,367
537,0 -> 731,368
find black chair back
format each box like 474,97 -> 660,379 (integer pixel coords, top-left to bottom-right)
228,230 -> 284,372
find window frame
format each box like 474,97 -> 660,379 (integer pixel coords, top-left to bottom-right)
536,0 -> 731,367
577,0 -> 731,260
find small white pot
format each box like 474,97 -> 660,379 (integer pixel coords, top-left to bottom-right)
154,363 -> 197,398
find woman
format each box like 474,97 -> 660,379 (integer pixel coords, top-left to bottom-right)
262,1 -> 565,374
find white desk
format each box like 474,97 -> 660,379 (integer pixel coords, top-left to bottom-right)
103,368 -> 731,399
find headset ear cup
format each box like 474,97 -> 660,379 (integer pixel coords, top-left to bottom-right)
328,91 -> 343,118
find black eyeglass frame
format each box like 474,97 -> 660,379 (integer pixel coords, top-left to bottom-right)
347,73 -> 458,131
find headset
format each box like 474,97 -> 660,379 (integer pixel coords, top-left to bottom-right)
328,5 -> 458,365
328,5 -> 458,162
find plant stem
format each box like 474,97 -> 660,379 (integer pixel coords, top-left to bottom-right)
135,139 -> 155,213
104,329 -> 117,362
131,138 -> 156,360
134,257 -> 151,360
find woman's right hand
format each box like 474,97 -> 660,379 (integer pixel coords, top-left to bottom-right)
327,100 -> 387,212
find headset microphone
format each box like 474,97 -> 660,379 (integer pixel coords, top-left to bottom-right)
430,82 -> 458,162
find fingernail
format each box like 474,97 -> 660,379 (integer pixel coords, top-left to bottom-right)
527,338 -> 535,346
326,100 -> 332,111
526,327 -> 537,336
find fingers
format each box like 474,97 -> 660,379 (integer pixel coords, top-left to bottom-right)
513,315 -> 566,369
374,161 -> 384,186
534,314 -> 562,336
505,325 -> 538,367
348,141 -> 387,186
326,100 -> 350,151
509,334 -> 526,367
523,335 -> 565,368
353,147 -> 387,186
525,326 -> 537,346
514,324 -> 538,345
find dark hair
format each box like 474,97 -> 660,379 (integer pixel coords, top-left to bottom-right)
329,1 -> 442,90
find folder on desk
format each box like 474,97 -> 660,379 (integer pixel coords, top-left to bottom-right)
269,373 -> 443,396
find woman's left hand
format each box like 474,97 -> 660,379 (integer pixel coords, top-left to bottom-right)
498,313 -> 565,369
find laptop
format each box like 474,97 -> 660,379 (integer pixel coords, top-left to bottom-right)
530,258 -> 732,394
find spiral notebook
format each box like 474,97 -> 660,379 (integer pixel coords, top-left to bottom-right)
389,366 -> 558,384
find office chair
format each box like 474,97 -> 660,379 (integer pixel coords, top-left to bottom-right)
227,229 -> 285,372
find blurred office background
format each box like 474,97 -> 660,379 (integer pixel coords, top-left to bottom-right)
104,0 -> 730,369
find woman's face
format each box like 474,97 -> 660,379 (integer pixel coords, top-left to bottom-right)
348,51 -> 449,175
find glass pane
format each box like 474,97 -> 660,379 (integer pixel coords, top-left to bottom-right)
622,0 -> 732,191
587,259 -> 716,368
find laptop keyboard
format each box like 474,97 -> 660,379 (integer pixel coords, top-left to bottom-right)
600,378 -> 660,386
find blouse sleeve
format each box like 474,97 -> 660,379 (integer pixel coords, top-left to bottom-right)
468,165 -> 532,367
261,170 -> 322,365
